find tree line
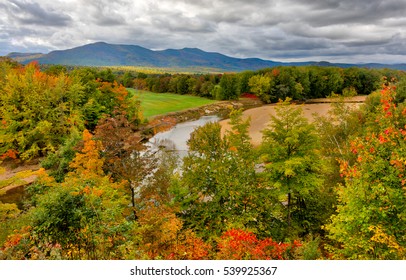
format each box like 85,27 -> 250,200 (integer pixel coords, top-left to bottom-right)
42,62 -> 406,102
122,65 -> 406,102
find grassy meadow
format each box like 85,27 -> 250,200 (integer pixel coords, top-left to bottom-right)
128,89 -> 217,119
107,65 -> 224,74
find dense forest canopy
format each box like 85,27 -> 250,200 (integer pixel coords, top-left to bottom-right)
0,58 -> 405,259
120,65 -> 405,102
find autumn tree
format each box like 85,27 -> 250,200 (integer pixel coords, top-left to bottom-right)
326,84 -> 406,259
312,94 -> 365,236
30,130 -> 131,259
0,62 -> 84,159
94,111 -> 154,220
216,229 -> 301,260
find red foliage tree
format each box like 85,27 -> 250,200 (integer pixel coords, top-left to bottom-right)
217,229 -> 301,260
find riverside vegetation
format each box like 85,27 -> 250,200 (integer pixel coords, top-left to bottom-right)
0,57 -> 405,260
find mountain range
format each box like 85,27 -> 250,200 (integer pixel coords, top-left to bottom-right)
7,42 -> 406,71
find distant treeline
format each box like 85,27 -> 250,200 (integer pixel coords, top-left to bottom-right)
38,62 -> 406,102
104,66 -> 406,102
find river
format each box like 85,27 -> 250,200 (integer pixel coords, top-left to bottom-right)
148,115 -> 221,157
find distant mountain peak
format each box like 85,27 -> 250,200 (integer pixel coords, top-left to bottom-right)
6,42 -> 406,71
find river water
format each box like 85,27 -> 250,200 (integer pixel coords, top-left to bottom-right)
148,115 -> 221,157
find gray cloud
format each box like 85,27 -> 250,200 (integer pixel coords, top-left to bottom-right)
296,0 -> 406,27
75,0 -> 128,26
4,0 -> 71,26
1,0 -> 406,64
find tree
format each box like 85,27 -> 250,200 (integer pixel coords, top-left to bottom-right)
249,74 -> 273,103
216,229 -> 301,260
0,62 -> 84,159
94,112 -> 155,220
395,76 -> 406,104
121,71 -> 135,88
236,71 -> 254,96
325,84 -> 406,259
40,130 -> 82,182
31,130 -> 131,259
176,75 -> 189,95
314,93 -> 364,184
219,74 -> 238,100
260,98 -> 324,236
178,110 -> 278,239
199,80 -> 214,98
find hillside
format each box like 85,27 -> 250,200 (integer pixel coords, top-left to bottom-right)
7,42 -> 406,71
7,52 -> 45,63
10,42 -> 282,71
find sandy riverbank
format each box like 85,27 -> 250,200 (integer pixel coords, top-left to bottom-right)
220,96 -> 366,146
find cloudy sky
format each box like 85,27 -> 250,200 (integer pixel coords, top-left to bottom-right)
1,0 -> 406,63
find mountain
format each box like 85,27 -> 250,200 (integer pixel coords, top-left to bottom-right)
7,52 -> 45,63
11,42 -> 282,71
7,42 -> 406,71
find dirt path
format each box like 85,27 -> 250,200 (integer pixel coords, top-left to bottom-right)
220,96 -> 366,146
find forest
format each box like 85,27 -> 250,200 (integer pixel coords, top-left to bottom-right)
0,57 -> 405,260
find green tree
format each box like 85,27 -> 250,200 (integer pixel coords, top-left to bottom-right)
260,99 -> 324,236
236,71 -> 254,96
96,68 -> 116,83
395,76 -> 406,104
248,74 -> 273,103
176,75 -> 189,95
219,74 -> 238,100
121,71 -> 135,88
200,80 -> 215,98
40,130 -> 82,182
178,111 -> 278,239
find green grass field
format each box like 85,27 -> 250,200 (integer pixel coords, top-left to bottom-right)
127,89 -> 218,119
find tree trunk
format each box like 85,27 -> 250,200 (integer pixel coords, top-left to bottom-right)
287,192 -> 291,226
131,186 -> 137,220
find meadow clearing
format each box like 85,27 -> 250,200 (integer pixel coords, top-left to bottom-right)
128,89 -> 217,119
